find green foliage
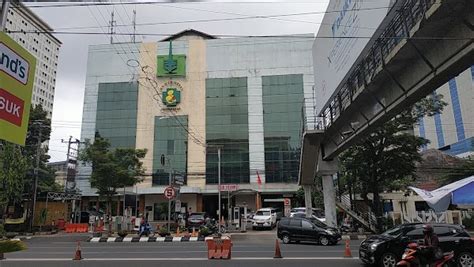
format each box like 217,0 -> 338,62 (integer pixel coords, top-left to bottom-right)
158,225 -> 170,236
294,177 -> 324,209
80,134 -> 146,197
0,224 -> 5,237
199,226 -> 210,237
339,94 -> 447,232
0,240 -> 27,253
0,142 -> 27,210
462,213 -> 474,230
117,230 -> 128,237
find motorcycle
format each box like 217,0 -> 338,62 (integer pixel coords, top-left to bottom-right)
396,242 -> 454,267
138,222 -> 152,237
201,219 -> 227,235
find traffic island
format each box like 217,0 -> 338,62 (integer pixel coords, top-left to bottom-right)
87,235 -> 211,242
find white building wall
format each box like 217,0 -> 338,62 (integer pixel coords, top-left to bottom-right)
4,4 -> 61,117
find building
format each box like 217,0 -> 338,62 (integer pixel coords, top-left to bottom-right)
48,161 -> 67,188
2,0 -> 61,117
77,30 -> 315,221
414,66 -> 474,158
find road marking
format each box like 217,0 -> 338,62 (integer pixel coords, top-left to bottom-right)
90,237 -> 100,242
5,257 -> 360,261
139,237 -> 149,242
107,237 -> 116,243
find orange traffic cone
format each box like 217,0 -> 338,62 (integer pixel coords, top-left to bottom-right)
176,227 -> 181,237
73,241 -> 82,260
344,239 -> 352,258
192,227 -> 197,237
274,239 -> 282,258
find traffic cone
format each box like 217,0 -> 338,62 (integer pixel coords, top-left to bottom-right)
73,241 -> 82,260
344,239 -> 352,258
274,239 -> 282,259
192,227 -> 197,237
176,227 -> 180,237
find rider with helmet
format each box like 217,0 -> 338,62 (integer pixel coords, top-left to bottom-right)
421,224 -> 443,265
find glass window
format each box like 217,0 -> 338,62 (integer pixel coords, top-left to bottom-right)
434,226 -> 453,237
382,225 -> 403,237
405,227 -> 424,239
167,140 -> 174,155
302,220 -> 313,229
206,77 -> 249,184
262,74 -> 304,183
289,219 -> 301,227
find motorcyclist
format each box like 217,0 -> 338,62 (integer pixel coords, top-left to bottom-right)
420,224 -> 442,266
139,219 -> 151,237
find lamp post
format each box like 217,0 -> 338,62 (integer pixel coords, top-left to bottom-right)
217,147 -> 221,234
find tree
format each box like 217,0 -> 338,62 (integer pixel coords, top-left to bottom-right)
80,134 -> 147,233
23,105 -> 59,196
441,159 -> 474,185
0,142 -> 28,216
339,94 -> 447,232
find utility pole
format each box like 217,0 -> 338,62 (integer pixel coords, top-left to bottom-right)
0,0 -> 10,32
131,9 -> 136,43
109,11 -> 115,44
217,147 -> 222,234
30,121 -> 44,232
61,137 -> 83,223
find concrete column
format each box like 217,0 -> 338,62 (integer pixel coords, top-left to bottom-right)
303,185 -> 313,218
255,193 -> 262,210
322,175 -> 337,227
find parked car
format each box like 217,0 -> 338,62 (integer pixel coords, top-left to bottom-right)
290,207 -> 325,222
359,223 -> 474,267
277,217 -> 341,245
290,212 -> 326,223
186,212 -> 207,229
252,208 -> 277,229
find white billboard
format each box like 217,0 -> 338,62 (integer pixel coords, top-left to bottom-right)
313,0 -> 394,115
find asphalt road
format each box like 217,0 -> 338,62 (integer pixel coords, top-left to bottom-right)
0,234 -> 365,267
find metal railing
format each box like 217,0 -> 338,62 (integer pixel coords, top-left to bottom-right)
317,0 -> 438,129
337,193 -> 378,233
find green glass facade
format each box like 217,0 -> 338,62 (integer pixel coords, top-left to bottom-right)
95,82 -> 138,149
262,74 -> 304,183
206,77 -> 250,184
153,116 -> 188,186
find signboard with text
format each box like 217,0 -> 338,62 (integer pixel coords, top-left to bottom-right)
0,32 -> 36,145
219,184 -> 239,192
312,0 -> 392,114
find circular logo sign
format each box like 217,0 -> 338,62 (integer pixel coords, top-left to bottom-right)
164,186 -> 176,200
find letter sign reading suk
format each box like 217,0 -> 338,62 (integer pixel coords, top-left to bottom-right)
0,32 -> 36,145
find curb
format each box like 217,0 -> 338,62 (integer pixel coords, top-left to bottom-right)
342,235 -> 367,240
88,236 -> 209,243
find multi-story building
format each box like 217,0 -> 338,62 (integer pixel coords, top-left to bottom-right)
48,161 -> 67,188
78,29 -> 315,220
2,0 -> 61,117
414,66 -> 474,158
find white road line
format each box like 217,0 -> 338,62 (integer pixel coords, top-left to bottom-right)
5,257 -> 360,261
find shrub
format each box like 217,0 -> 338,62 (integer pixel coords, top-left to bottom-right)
158,226 -> 170,237
463,214 -> 474,230
199,226 -> 210,237
0,240 -> 26,253
0,224 -> 5,238
117,230 -> 128,238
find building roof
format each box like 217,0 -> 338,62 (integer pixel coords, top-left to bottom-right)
11,1 -> 62,45
161,29 -> 217,42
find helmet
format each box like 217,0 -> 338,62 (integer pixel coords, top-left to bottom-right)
423,224 -> 433,235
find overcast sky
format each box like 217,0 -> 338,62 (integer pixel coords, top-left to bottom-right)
26,1 -> 329,162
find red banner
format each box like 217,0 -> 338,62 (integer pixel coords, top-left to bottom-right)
0,88 -> 24,126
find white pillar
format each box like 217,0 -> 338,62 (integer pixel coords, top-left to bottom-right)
303,185 -> 312,218
322,174 -> 337,227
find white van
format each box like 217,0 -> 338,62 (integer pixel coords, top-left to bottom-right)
252,208 -> 277,229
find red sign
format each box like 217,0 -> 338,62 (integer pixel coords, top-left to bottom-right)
219,184 -> 239,192
284,198 -> 291,206
164,186 -> 175,200
0,88 -> 24,126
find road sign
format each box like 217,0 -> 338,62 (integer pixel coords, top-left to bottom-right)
175,200 -> 181,212
164,186 -> 175,200
284,198 -> 291,206
219,184 -> 239,192
173,174 -> 184,186
0,32 -> 36,145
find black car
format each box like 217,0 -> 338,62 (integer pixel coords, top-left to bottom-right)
186,212 -> 207,229
277,217 -> 341,246
359,223 -> 474,267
